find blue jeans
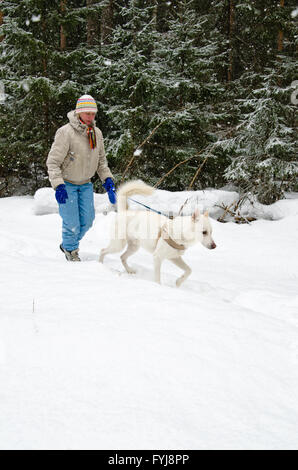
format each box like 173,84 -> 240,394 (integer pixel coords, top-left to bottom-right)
58,182 -> 95,251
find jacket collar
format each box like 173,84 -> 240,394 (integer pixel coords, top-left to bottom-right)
67,110 -> 96,135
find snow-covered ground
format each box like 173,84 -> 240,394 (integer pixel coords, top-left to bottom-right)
0,188 -> 297,450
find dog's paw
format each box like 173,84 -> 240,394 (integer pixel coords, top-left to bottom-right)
176,278 -> 183,288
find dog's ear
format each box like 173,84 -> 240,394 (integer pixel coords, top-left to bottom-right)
192,209 -> 200,222
204,210 -> 209,217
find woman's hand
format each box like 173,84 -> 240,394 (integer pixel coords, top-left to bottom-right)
55,184 -> 68,204
103,178 -> 116,204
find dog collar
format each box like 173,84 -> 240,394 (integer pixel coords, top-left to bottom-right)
160,225 -> 185,251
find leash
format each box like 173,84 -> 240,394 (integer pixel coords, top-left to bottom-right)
128,197 -> 174,219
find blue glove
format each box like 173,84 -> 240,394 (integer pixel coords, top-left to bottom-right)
103,178 -> 116,204
55,184 -> 68,204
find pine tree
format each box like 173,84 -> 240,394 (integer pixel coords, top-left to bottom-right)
224,72 -> 297,203
0,0 -> 111,192
90,0 -> 232,190
220,0 -> 298,204
90,0 -> 163,188
0,0 -> 296,200
0,1 -> 57,188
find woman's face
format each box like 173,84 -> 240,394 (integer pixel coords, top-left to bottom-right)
79,112 -> 96,126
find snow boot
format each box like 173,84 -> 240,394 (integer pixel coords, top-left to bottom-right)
60,244 -> 81,262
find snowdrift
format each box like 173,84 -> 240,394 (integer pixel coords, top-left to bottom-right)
34,186 -> 298,221
0,190 -> 297,450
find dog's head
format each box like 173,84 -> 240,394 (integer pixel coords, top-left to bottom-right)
192,209 -> 216,250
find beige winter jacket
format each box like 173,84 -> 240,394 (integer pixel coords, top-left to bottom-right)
46,110 -> 113,189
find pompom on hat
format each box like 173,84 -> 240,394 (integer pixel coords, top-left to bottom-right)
75,94 -> 98,114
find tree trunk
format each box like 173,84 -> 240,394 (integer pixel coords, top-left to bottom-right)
86,0 -> 99,46
154,0 -> 169,32
0,9 -> 4,42
41,12 -> 49,165
277,0 -> 285,53
277,0 -> 285,86
101,0 -> 114,45
227,0 -> 235,82
152,0 -> 158,29
60,0 -> 67,51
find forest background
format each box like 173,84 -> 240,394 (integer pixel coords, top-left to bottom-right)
0,0 -> 297,204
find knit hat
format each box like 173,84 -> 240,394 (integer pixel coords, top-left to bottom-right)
75,94 -> 98,114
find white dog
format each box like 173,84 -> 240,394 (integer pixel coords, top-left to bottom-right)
99,180 -> 216,287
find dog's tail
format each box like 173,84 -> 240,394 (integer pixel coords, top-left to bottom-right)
117,180 -> 155,212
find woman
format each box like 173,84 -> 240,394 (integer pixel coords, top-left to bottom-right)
47,94 -> 116,261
